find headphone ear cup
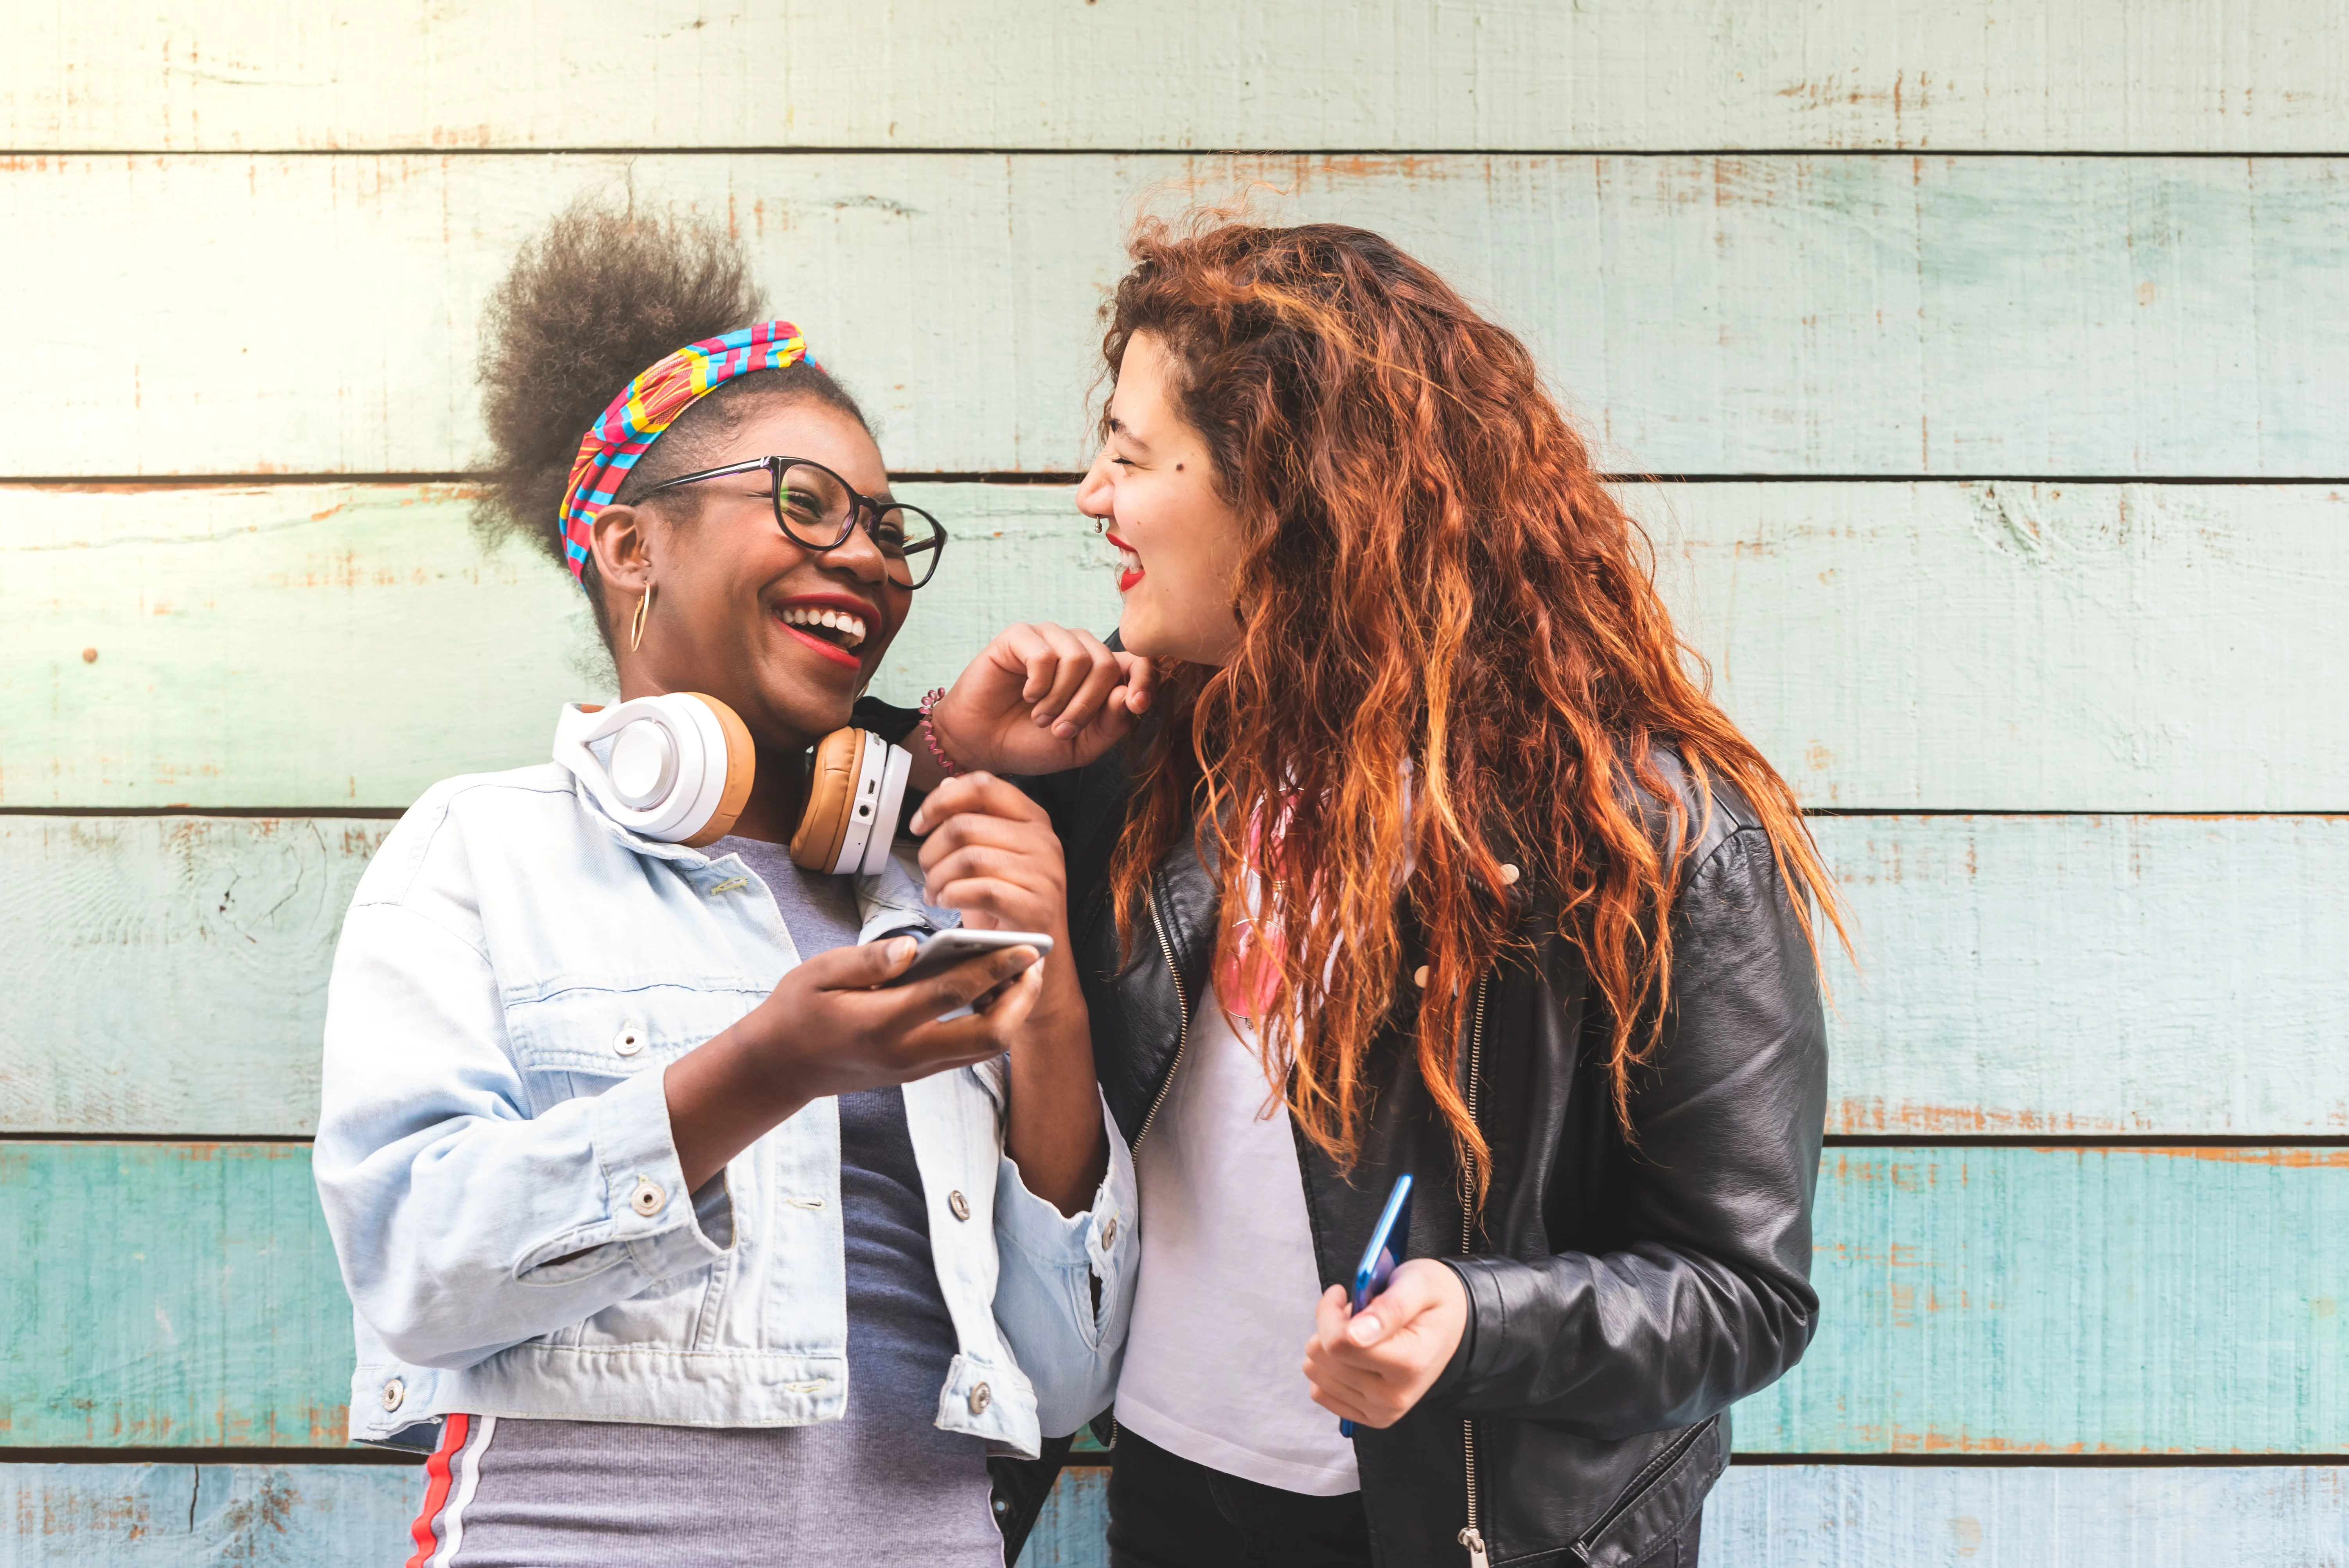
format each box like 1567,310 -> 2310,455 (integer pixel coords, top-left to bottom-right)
678,694 -> 758,848
790,728 -> 866,871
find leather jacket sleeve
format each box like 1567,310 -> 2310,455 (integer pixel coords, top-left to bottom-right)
1431,819 -> 1829,1439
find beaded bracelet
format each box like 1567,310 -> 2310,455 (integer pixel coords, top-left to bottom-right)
917,686 -> 961,777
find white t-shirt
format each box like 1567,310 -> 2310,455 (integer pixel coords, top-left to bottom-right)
1114,998 -> 1361,1496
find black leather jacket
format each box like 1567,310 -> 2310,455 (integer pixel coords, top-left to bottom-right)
1017,737 -> 1828,1568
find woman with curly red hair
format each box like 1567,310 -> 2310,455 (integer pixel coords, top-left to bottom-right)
926,220 -> 1841,1568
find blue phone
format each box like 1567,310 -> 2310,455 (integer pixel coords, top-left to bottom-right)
1337,1173 -> 1413,1438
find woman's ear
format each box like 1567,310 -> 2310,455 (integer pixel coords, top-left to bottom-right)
590,503 -> 652,593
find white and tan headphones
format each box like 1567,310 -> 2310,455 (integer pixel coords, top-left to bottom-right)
553,695 -> 913,875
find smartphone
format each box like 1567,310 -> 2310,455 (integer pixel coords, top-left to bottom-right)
881,928 -> 1055,1020
1337,1173 -> 1414,1438
882,928 -> 1055,985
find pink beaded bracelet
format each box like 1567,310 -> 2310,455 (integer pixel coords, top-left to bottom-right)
917,687 -> 961,777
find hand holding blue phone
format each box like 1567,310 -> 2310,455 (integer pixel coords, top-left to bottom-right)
1337,1173 -> 1413,1439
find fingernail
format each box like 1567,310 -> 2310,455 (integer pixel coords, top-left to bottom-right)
1349,1316 -> 1380,1345
889,937 -> 917,963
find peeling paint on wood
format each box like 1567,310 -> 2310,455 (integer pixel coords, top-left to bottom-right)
1737,1149 -> 2349,1454
4,3 -> 2345,154
0,1462 -> 1120,1565
1701,1465 -> 2349,1567
6,1460 -> 2338,1566
0,817 -> 387,1135
1646,481 -> 2349,810
4,154 -> 2346,476
6,814 -> 2344,1138
1816,815 -> 2349,1136
0,1463 -> 423,1566
9,480 -> 2342,810
11,1144 -> 2342,1454
0,1144 -> 349,1448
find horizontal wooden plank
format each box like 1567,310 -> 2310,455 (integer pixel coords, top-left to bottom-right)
1702,1465 -> 2349,1567
6,3 -> 2345,154
0,1144 -> 348,1447
0,1462 -> 1116,1565
8,813 -> 2345,1138
5,1463 -> 2342,1567
10,480 -> 2341,812
9,1144 -> 2343,1453
1650,481 -> 2348,811
0,1463 -> 424,1566
1736,1147 -> 2349,1454
6,154 -> 2346,478
1817,815 -> 2349,1136
0,818 -> 385,1135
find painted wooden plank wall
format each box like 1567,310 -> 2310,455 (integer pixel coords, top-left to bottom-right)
8,154 -> 2349,478
9,813 -> 2346,1139
0,1463 -> 424,1568
0,1462 -> 1111,1567
0,817 -> 386,1136
1738,1148 -> 2349,1455
7,2 -> 2346,154
5,1463 -> 2344,1567
11,480 -> 2341,812
1699,1465 -> 2349,1567
0,1144 -> 346,1448
1819,815 -> 2349,1137
9,1143 -> 2343,1455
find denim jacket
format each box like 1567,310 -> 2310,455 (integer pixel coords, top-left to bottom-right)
314,762 -> 1136,1458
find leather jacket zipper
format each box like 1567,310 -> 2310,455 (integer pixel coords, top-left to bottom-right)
1456,972 -> 1492,1568
1567,1415 -> 1713,1565
1132,877 -> 1192,1153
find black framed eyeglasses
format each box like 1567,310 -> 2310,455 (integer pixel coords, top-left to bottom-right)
638,456 -> 948,590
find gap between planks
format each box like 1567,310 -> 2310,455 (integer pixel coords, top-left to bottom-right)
12,147 -> 2349,162
9,1133 -> 2349,1150
0,1449 -> 2338,1469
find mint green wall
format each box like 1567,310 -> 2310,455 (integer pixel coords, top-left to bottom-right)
2,5 -> 2342,1564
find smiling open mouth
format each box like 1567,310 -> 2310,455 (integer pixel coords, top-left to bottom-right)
1108,533 -> 1144,592
775,602 -> 872,670
779,604 -> 868,651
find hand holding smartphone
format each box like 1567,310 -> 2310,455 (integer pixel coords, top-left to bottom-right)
1337,1173 -> 1414,1438
881,927 -> 1055,1020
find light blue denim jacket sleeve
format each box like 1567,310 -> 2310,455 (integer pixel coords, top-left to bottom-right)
313,765 -> 1136,1451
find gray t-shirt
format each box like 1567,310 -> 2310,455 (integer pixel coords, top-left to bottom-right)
440,838 -> 1002,1567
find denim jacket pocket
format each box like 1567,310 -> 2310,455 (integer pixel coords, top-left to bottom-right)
501,983 -> 764,1112
496,984 -> 761,1349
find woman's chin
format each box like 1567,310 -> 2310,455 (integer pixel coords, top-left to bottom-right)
1115,608 -> 1163,660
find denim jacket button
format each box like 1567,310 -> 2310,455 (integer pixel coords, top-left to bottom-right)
380,1378 -> 405,1412
631,1178 -> 667,1218
1101,1216 -> 1119,1248
613,1024 -> 646,1058
948,1190 -> 971,1222
967,1381 -> 992,1415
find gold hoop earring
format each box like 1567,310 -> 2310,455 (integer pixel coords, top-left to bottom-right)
629,585 -> 653,652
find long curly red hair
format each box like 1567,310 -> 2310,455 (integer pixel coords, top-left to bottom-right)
1102,220 -> 1847,1185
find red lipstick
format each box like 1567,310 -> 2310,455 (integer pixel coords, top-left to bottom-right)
1106,531 -> 1143,594
773,592 -> 881,672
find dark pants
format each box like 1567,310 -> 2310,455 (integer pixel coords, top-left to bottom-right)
1105,1428 -> 1371,1568
1103,1426 -> 1704,1568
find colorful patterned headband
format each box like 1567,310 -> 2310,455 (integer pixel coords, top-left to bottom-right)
557,319 -> 814,580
